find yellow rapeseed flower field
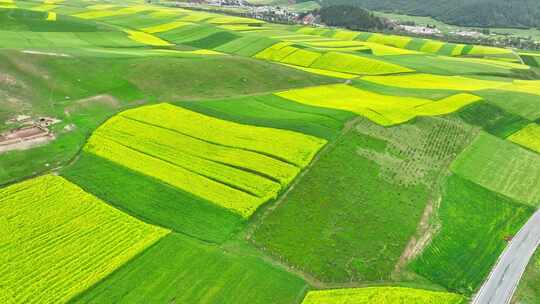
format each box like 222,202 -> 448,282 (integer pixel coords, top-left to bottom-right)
93,116 -> 282,199
0,175 -> 168,303
85,135 -> 269,217
124,30 -> 172,46
121,103 -> 327,167
46,11 -> 56,21
508,123 -> 540,153
301,287 -> 465,304
276,84 -> 481,126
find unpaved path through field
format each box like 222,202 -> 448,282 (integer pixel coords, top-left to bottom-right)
473,209 -> 540,304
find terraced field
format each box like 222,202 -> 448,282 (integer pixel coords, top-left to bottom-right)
1,0 -> 540,303
84,103 -> 325,218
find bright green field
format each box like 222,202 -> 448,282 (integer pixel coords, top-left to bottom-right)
252,117 -> 476,283
451,132 -> 540,206
178,94 -> 355,140
70,233 -> 308,304
62,152 -> 244,243
409,175 -> 533,295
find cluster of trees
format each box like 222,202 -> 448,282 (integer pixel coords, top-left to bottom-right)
320,0 -> 540,28
317,5 -> 387,31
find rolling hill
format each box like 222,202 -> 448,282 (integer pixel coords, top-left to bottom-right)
320,0 -> 540,28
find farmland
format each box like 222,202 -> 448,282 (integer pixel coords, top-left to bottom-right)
71,233 -> 308,304
252,117 -> 477,282
451,132 -> 540,206
409,175 -> 533,294
84,104 -> 326,218
1,0 -> 540,303
302,287 -> 465,304
0,175 -> 168,303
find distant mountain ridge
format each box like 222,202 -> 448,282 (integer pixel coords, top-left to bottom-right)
320,0 -> 540,28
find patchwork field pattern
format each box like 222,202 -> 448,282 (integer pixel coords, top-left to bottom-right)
0,175 -> 168,304
178,94 -> 354,140
451,132 -> 540,206
452,102 -> 530,138
85,103 -> 326,217
253,117 -> 476,283
254,42 -> 413,76
276,84 -> 481,126
302,287 -> 466,304
63,152 -> 244,243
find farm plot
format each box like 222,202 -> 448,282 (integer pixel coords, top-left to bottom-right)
420,40 -> 445,53
120,103 -> 326,167
252,117 -> 475,282
352,79 -> 458,100
62,152 -> 244,243
156,23 -> 225,45
123,29 -> 172,46
84,104 -> 326,217
451,102 -> 530,138
362,73 -> 507,91
409,175 -> 532,294
451,132 -> 540,206
276,84 -> 481,126
310,51 -> 413,75
0,30 -> 142,48
466,45 -> 513,56
378,54 -> 516,76
254,43 -> 413,75
215,35 -> 277,56
141,20 -> 191,33
520,52 -> 540,67
306,40 -> 415,56
302,287 -> 465,304
0,175 -> 168,304
72,5 -> 150,19
367,33 -> 412,48
178,94 -> 354,140
508,123 -> 540,153
475,90 -> 540,121
71,233 -> 307,304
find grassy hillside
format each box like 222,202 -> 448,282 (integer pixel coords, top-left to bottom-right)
321,0 -> 540,28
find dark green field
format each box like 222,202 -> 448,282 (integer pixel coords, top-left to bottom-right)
409,175 -> 533,294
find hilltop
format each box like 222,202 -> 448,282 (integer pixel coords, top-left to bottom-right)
320,0 -> 540,28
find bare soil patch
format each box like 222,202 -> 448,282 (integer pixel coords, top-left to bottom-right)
0,126 -> 54,154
